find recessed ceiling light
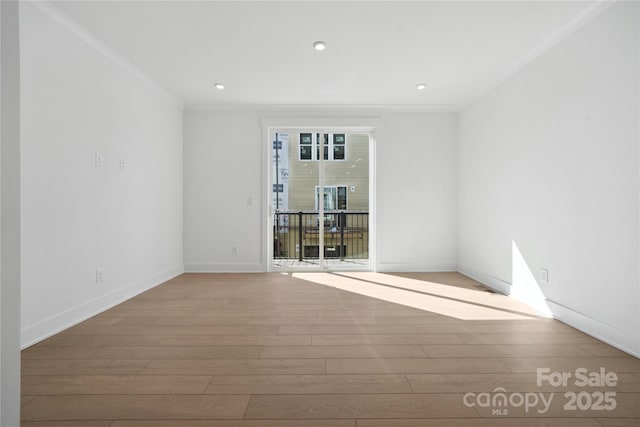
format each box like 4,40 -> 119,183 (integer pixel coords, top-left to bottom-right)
214,83 -> 225,90
416,83 -> 427,90
313,41 -> 327,51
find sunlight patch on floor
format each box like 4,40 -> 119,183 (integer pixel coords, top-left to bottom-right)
339,272 -> 544,316
292,272 -> 543,320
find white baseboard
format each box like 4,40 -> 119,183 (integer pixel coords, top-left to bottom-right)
184,263 -> 265,273
21,264 -> 184,349
458,263 -> 640,359
376,262 -> 457,272
546,300 -> 639,358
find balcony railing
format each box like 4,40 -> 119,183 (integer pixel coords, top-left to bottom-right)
273,211 -> 369,261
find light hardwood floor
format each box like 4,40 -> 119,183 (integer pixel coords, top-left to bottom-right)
21,272 -> 640,426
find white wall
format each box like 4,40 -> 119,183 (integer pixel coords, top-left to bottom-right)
20,2 -> 184,347
183,109 -> 458,272
183,109 -> 263,271
376,113 -> 458,271
1,1 -> 22,425
458,2 -> 639,355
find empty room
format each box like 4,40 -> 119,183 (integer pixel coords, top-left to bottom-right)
1,0 -> 639,426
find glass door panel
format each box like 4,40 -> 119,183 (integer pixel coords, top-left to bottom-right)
271,130 -> 370,269
318,133 -> 369,267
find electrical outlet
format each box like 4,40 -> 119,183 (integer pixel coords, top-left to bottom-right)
231,246 -> 238,255
96,268 -> 104,283
540,268 -> 549,284
95,152 -> 104,167
119,159 -> 126,170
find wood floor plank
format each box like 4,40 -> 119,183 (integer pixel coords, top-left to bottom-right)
596,419 -> 640,426
111,422 -> 244,427
22,345 -> 104,359
469,322 -> 578,333
141,358 -> 326,375
356,419 -> 604,426
115,316 -> 378,326
40,334 -> 301,348
92,345 -> 263,359
22,375 -> 212,395
195,310 -> 318,318
96,310 -> 211,318
157,334 -> 311,346
41,334 -> 165,346
22,359 -> 150,375
115,316 -> 252,326
247,317 -> 378,325
241,421 -> 356,427
416,323 -> 577,334
374,316 -> 466,325
244,394 -> 477,419
229,297 -> 340,305
260,345 -> 426,359
422,344 -> 595,358
110,420 -> 356,427
274,304 -> 426,312
326,357 -> 510,374
205,374 -> 412,394
407,372 -> 540,392
579,343 -> 635,357
458,333 -> 600,345
278,325 -> 417,335
317,309 -> 437,317
137,325 -> 280,335
399,324 -> 474,333
62,325 -> 145,335
113,301 -> 235,311
312,334 -> 463,345
21,395 -> 250,421
22,422 -> 114,427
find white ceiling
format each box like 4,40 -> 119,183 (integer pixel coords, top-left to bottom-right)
51,1 -> 595,108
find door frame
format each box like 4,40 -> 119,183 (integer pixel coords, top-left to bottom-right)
261,117 -> 378,272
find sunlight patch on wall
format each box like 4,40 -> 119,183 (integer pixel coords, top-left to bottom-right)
511,241 -> 553,317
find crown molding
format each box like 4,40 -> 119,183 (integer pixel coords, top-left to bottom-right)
29,0 -> 185,110
30,0 -> 614,114
457,0 -> 617,110
185,103 -> 458,113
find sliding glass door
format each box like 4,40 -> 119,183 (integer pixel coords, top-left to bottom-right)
271,130 -> 370,270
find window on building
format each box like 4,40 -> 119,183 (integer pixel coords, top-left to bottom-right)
333,134 -> 345,160
299,133 -> 313,160
315,185 -> 348,211
299,133 -> 346,161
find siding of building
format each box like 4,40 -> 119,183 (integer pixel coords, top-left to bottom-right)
287,133 -> 369,211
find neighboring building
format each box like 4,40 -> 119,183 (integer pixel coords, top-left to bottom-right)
274,132 -> 369,212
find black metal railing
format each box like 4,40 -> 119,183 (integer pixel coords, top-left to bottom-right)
273,211 -> 369,261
